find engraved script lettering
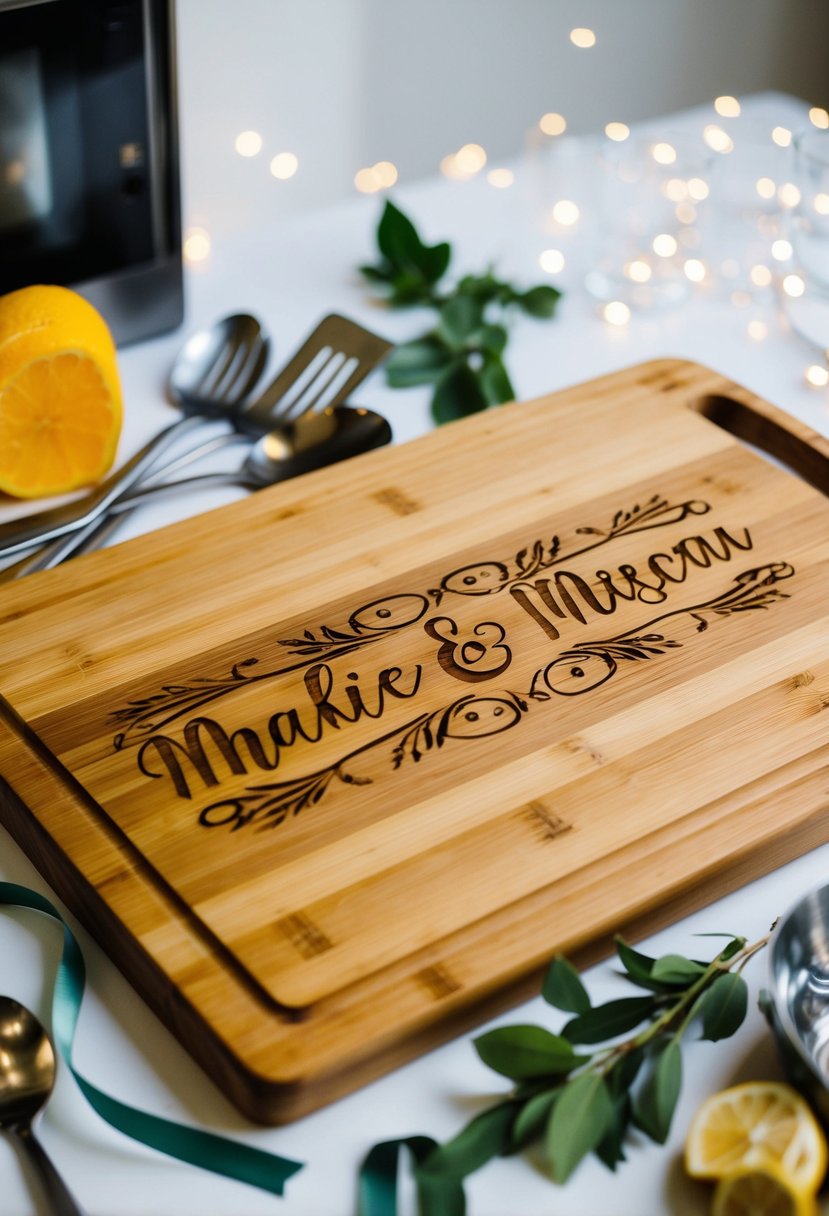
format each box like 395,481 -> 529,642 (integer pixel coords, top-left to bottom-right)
138,662 -> 423,798
107,487 -> 798,836
510,526 -> 753,641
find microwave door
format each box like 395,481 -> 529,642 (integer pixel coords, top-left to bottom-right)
0,0 -> 182,344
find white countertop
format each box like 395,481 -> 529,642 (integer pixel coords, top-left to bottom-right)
1,91 -> 828,1215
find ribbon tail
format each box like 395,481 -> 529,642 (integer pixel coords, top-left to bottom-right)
359,1136 -> 466,1216
0,881 -> 303,1196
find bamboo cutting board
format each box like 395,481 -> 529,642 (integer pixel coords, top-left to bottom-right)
0,359 -> 827,1122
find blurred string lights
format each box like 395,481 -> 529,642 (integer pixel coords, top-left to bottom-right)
524,90 -> 829,390
183,21 -> 829,392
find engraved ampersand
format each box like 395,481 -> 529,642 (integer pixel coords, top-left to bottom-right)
424,615 -> 512,682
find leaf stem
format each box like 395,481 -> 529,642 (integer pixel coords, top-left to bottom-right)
574,932 -> 772,1083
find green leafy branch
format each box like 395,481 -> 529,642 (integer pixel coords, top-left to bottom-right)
360,200 -> 562,424
409,931 -> 770,1210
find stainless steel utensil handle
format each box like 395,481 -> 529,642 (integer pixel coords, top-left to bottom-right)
3,431 -> 248,580
12,1125 -> 87,1216
112,405 -> 393,509
0,472 -> 247,580
6,406 -> 392,577
0,412 -> 210,559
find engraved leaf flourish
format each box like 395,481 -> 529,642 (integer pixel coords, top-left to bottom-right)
526,635 -> 682,702
577,495 -> 667,538
552,634 -> 682,671
576,494 -> 711,541
277,621 -> 386,654
110,668 -> 271,746
513,537 -> 560,579
391,712 -> 441,768
199,767 -> 357,833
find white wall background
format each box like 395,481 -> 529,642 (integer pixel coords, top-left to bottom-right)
174,0 -> 829,238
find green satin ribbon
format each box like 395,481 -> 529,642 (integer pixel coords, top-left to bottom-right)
0,882 -> 302,1197
358,1137 -> 466,1216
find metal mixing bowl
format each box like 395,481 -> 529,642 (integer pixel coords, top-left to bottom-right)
768,882 -> 829,1127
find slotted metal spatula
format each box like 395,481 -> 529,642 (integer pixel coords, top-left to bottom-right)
223,313 -> 394,434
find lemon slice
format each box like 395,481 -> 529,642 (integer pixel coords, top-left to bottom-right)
685,1081 -> 827,1194
0,285 -> 122,498
711,1161 -> 819,1216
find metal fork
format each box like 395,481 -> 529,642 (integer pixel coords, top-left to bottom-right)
0,314 -> 392,564
2,315 -> 393,579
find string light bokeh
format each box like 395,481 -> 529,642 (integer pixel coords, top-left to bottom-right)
181,18 -> 829,392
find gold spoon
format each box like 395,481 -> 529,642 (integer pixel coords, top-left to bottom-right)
0,996 -> 86,1216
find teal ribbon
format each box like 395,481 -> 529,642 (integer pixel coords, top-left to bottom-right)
358,1137 -> 466,1216
0,882 -> 302,1197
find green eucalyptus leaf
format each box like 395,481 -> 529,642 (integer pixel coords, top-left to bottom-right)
519,284 -> 562,318
478,354 -> 515,406
563,996 -> 655,1045
376,200 -> 451,288
606,1045 -> 645,1098
595,1094 -> 632,1171
615,938 -> 659,985
475,323 -> 508,356
616,938 -> 700,992
510,1089 -> 560,1149
377,199 -> 421,266
431,362 -> 488,424
419,1101 -> 517,1179
698,972 -> 748,1042
542,955 -> 591,1015
359,263 -> 393,283
385,337 -> 453,387
437,295 -> 486,348
388,271 -> 432,306
717,937 -> 747,963
419,240 -> 452,284
695,932 -> 746,941
633,1041 -> 683,1144
376,201 -> 422,269
651,955 -> 707,985
513,1078 -> 554,1100
546,1072 -> 614,1183
456,272 -> 509,306
474,1025 -> 585,1080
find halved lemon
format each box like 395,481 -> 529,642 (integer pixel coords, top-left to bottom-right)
685,1081 -> 827,1194
0,284 -> 122,498
711,1161 -> 819,1216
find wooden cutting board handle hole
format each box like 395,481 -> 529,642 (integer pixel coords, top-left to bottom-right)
689,393 -> 829,497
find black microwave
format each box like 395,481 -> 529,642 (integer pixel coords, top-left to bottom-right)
0,0 -> 183,344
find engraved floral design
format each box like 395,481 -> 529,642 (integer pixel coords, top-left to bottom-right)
110,494 -> 710,749
194,563 -> 794,833
277,594 -> 430,656
573,493 -> 710,541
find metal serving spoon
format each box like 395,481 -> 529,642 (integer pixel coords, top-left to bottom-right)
115,403 -> 393,505
3,405 -> 393,578
0,312 -> 269,560
0,996 -> 86,1216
